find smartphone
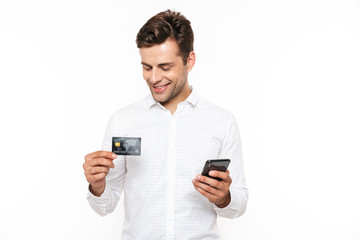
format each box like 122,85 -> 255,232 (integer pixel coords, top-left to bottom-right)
201,159 -> 231,181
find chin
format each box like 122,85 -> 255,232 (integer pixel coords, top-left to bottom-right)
152,93 -> 170,103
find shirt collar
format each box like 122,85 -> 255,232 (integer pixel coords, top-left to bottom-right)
147,86 -> 198,108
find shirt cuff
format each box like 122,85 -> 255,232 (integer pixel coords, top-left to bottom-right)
213,191 -> 241,218
86,184 -> 112,204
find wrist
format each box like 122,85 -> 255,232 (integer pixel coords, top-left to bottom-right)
216,191 -> 231,208
89,184 -> 105,197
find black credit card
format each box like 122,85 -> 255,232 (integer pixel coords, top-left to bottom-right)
112,137 -> 141,155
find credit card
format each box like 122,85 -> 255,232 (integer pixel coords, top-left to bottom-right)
112,137 -> 141,155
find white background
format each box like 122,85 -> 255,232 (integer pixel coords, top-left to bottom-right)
0,0 -> 359,239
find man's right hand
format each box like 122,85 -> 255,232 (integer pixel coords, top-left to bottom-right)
83,151 -> 117,197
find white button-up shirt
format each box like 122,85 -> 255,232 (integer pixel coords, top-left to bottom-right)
87,89 -> 248,239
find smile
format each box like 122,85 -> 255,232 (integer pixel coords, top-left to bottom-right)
152,83 -> 170,93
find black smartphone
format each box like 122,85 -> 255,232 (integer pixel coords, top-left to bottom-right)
201,159 -> 231,181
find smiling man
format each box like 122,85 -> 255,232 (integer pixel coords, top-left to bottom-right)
83,10 -> 248,239
140,39 -> 194,114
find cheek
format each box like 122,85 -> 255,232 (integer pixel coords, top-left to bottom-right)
142,71 -> 150,80
163,70 -> 178,82
162,72 -> 171,80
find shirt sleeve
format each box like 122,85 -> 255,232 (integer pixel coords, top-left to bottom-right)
86,113 -> 126,216
213,114 -> 249,219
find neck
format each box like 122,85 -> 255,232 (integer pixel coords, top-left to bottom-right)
163,83 -> 192,115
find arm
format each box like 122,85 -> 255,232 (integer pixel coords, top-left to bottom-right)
213,114 -> 248,219
85,114 -> 127,216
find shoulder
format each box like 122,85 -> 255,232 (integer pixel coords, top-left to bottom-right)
195,95 -> 236,122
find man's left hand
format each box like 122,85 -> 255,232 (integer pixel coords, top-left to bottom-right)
192,170 -> 232,208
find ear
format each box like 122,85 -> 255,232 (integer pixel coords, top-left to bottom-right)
186,51 -> 196,73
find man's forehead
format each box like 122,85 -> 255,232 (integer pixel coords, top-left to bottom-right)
139,39 -> 181,63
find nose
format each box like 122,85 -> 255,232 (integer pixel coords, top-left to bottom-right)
149,68 -> 163,84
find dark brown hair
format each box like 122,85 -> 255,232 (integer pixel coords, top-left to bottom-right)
136,10 -> 194,64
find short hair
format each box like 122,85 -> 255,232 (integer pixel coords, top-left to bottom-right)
136,9 -> 194,65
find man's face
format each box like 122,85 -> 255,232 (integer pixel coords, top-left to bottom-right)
139,39 -> 191,105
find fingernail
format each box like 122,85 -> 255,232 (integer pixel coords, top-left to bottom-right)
196,175 -> 201,180
209,171 -> 215,176
112,153 -> 117,158
192,179 -> 195,183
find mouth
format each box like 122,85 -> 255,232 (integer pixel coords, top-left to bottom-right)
152,83 -> 170,93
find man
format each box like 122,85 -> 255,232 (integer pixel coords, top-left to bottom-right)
83,9 -> 248,239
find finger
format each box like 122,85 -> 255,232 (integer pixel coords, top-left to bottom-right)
88,157 -> 115,168
93,172 -> 106,182
86,166 -> 110,176
86,172 -> 106,184
85,151 -> 117,161
192,178 -> 221,195
193,184 -> 217,203
195,174 -> 222,189
209,170 -> 232,183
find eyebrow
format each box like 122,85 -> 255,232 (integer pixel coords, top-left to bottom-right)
141,62 -> 174,67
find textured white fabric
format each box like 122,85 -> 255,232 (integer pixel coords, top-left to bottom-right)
87,88 -> 248,239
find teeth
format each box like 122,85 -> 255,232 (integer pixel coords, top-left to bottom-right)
156,85 -> 166,89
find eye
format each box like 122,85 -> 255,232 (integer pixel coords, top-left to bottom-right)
161,67 -> 170,71
143,65 -> 151,71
